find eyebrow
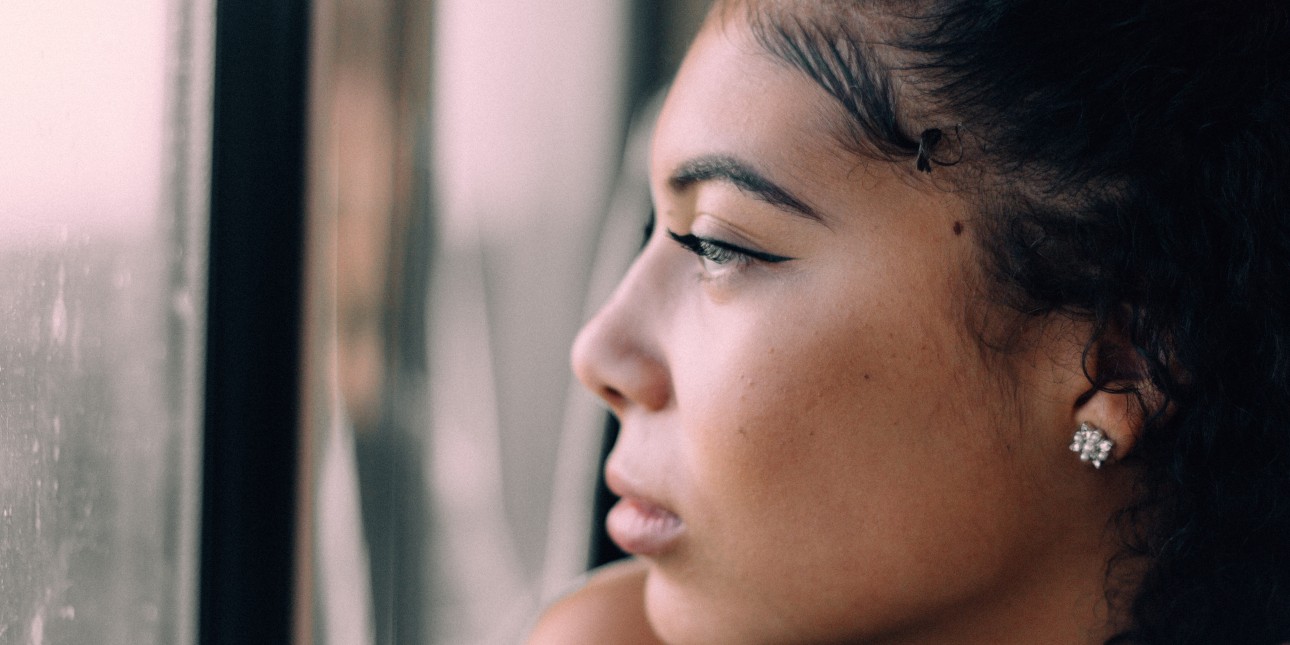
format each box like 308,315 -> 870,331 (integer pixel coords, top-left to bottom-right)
667,155 -> 822,221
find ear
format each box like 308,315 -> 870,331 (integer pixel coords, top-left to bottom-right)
1071,333 -> 1165,464
1073,387 -> 1143,465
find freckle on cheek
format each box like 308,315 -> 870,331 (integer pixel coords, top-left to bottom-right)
953,221 -> 964,236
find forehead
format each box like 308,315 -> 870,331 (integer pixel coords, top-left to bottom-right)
649,20 -> 865,206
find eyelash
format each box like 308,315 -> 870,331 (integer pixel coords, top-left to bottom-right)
666,229 -> 793,269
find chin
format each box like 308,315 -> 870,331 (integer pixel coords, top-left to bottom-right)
642,569 -> 783,645
643,569 -> 720,645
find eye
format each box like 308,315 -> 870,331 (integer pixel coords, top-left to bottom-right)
666,229 -> 792,277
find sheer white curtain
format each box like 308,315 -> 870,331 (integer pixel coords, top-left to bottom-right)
428,2 -> 628,642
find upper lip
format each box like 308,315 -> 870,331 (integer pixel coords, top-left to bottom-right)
604,462 -> 678,516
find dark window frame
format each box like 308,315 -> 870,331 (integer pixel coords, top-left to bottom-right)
200,0 -> 311,642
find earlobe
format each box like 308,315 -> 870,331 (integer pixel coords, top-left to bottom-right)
1026,317 -> 1151,467
1070,337 -> 1168,465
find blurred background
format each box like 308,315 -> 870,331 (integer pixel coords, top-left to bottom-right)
0,0 -> 709,643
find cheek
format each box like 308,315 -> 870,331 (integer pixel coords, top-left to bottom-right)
663,273 -> 1036,636
677,278 -> 988,506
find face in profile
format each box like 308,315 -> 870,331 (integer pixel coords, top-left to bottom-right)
571,11 -> 1128,644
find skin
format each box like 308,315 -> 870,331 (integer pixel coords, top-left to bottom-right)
539,11 -> 1142,645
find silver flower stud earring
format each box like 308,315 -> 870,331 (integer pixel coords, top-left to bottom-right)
1070,421 -> 1115,469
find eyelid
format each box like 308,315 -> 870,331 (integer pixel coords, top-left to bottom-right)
666,229 -> 794,264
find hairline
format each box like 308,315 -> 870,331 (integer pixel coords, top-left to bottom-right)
706,0 -> 1096,380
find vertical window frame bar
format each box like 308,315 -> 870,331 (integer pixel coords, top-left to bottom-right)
200,0 -> 311,642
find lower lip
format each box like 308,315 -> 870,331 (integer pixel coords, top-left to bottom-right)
606,497 -> 685,556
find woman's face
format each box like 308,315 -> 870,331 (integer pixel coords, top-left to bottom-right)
572,16 -> 1112,644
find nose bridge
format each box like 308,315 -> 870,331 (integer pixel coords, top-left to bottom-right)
571,245 -> 673,413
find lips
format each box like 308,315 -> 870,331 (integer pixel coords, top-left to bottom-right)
605,469 -> 685,556
607,496 -> 685,556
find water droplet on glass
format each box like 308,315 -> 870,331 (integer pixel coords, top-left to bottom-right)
50,267 -> 67,345
29,608 -> 44,645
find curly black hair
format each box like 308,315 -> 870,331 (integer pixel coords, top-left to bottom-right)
733,0 -> 1290,642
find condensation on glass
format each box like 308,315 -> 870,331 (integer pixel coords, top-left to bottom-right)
0,1 -> 211,644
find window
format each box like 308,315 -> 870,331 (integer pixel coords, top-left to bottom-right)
0,1 -> 211,642
0,1 -> 707,643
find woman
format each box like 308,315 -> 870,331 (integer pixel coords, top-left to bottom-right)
533,0 -> 1290,642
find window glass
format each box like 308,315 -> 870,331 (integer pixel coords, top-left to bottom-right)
0,1 -> 209,643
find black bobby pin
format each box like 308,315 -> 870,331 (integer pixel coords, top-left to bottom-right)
915,124 -> 965,173
916,128 -> 943,173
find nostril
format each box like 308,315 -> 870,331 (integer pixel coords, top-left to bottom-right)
600,385 -> 627,407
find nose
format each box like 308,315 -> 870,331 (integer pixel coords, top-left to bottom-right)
570,254 -> 672,415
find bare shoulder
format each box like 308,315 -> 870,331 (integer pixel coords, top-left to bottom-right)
527,558 -> 663,645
